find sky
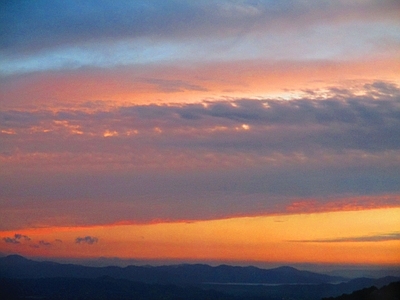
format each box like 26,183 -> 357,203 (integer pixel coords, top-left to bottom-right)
0,0 -> 400,268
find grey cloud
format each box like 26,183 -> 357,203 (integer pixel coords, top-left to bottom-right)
14,234 -> 31,241
1,0 -> 397,56
292,232 -> 400,243
39,240 -> 51,246
364,81 -> 400,98
3,234 -> 31,244
1,1 -> 210,54
3,237 -> 20,244
1,162 -> 400,231
0,110 -> 44,128
75,236 -> 98,245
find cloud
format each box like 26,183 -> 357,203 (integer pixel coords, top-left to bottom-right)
1,0 -> 398,56
141,78 -> 208,93
1,80 -> 399,154
364,81 -> 400,98
285,195 -> 400,214
1,1 -> 399,77
292,232 -> 400,243
75,236 -> 99,245
29,239 -> 62,248
39,240 -> 52,246
3,237 -> 20,244
2,234 -> 31,244
0,81 -> 399,229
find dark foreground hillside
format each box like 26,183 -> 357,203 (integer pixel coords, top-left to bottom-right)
0,277 -> 274,300
323,281 -> 400,300
2,277 -> 400,300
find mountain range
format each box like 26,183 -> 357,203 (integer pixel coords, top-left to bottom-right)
1,255 -> 399,300
0,255 -> 344,284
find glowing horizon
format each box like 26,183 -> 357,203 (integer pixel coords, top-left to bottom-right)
1,207 -> 399,265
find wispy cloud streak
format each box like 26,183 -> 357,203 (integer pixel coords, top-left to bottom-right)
291,232 -> 400,243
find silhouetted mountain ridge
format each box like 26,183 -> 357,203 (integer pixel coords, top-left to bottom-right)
322,280 -> 400,300
0,255 -> 343,284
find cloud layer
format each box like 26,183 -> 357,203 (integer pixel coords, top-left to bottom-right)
1,0 -> 399,76
2,81 -> 399,151
1,81 -> 399,229
3,1 -> 399,51
1,1 -> 399,235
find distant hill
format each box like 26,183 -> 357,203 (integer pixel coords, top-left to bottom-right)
0,255 -> 344,284
322,281 -> 400,300
326,268 -> 400,279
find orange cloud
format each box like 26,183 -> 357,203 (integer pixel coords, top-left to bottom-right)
2,58 -> 399,109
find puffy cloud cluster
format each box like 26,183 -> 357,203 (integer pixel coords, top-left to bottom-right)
1,234 -> 63,249
2,234 -> 31,244
75,236 -> 99,245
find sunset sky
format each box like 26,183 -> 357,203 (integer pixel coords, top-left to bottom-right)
1,0 -> 400,268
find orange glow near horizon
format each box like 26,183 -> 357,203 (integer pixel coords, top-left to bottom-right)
1,207 -> 399,265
